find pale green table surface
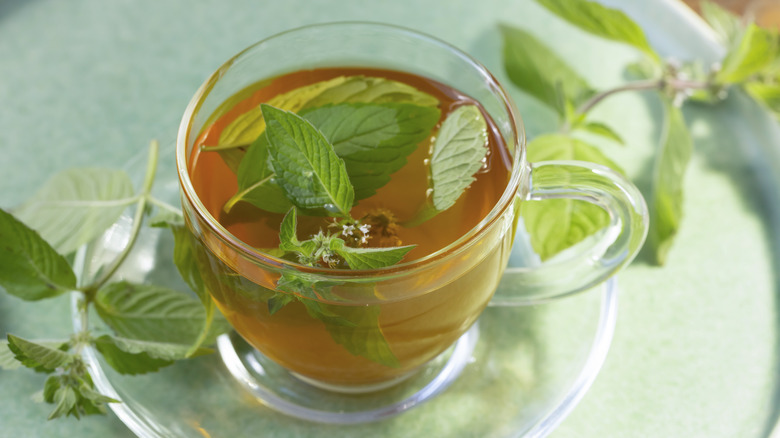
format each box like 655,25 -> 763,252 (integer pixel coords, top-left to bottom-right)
1,0 -> 778,436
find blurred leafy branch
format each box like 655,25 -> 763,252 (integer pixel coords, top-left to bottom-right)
503,0 -> 779,264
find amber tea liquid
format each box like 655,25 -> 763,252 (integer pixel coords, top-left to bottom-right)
187,67 -> 515,386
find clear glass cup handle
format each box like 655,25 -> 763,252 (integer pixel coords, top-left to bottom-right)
491,160 -> 649,306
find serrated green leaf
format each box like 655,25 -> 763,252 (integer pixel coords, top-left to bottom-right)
535,0 -> 660,62
430,105 -> 489,211
267,293 -> 294,315
12,168 -> 135,255
329,238 -> 415,270
521,134 -> 623,260
273,270 -> 397,367
700,0 -> 743,47
716,23 -> 779,84
303,75 -> 439,109
211,75 -> 438,173
0,209 -> 77,301
1,339 -> 68,371
48,385 -> 79,420
94,335 -> 207,375
576,121 -> 625,145
262,104 -> 355,216
278,207 -> 304,253
745,81 -> 780,119
303,301 -> 399,368
224,133 -> 292,214
94,281 -> 229,347
6,335 -> 72,373
501,25 -> 595,115
300,103 -> 440,200
0,340 -> 22,370
650,99 -> 693,265
43,375 -> 61,403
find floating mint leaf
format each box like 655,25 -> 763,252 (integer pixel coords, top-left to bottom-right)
94,281 -> 229,347
716,23 -> 779,84
501,25 -> 595,116
301,102 -> 440,200
329,238 -> 415,270
520,134 -> 622,260
576,121 -> 625,145
430,105 -> 489,211
535,0 -> 660,62
304,75 -> 439,109
228,102 -> 440,213
0,209 -> 77,301
6,335 -> 72,373
277,208 -> 317,256
217,76 -> 351,152
262,104 -> 355,216
210,75 -> 439,173
94,335 -> 210,375
224,133 -> 292,214
650,99 -> 693,265
13,168 -> 135,255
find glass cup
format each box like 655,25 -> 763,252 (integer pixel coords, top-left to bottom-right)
176,22 -> 648,420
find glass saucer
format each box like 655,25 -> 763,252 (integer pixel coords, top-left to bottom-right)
70,209 -> 617,437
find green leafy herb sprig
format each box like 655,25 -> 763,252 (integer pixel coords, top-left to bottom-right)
205,96 -> 489,366
0,141 -> 229,419
503,0 -> 780,264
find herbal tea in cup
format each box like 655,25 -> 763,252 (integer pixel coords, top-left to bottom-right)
176,23 -> 648,393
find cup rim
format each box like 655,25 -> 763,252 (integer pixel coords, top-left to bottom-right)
176,21 -> 526,278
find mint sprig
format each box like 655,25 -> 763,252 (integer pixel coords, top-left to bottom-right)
0,141 -> 229,420
503,0 -> 780,264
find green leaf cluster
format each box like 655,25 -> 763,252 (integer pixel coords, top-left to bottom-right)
501,0 -> 657,260
502,0 -> 779,264
0,142 -> 229,420
699,1 -> 780,121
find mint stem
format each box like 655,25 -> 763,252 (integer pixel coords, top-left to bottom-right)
81,141 -> 160,300
565,76 -> 712,132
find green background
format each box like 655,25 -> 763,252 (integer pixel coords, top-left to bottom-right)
1,0 -> 778,436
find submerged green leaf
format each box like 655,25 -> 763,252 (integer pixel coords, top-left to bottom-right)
521,134 -> 622,260
501,24 -> 595,115
0,209 -> 76,301
305,301 -> 399,368
650,99 -> 693,265
13,168 -> 135,255
211,75 -> 439,173
535,0 -> 660,62
329,238 -> 415,270
262,104 -> 355,216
